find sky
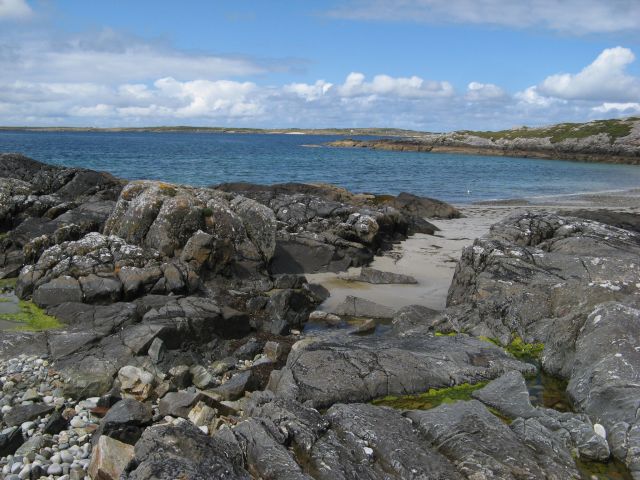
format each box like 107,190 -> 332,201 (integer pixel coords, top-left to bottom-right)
0,0 -> 639,131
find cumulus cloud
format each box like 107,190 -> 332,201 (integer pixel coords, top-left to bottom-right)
0,0 -> 31,20
336,72 -> 454,98
283,80 -> 333,101
327,0 -> 640,35
465,82 -> 506,101
537,47 -> 640,102
592,102 -> 640,114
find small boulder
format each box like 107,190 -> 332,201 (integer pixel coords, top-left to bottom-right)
89,435 -> 135,480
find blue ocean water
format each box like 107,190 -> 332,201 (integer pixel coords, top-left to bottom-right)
1,130 -> 639,204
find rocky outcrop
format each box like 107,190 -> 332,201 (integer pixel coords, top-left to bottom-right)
267,333 -> 534,409
328,118 -> 640,165
443,211 -> 640,475
104,181 -> 276,275
0,153 -> 123,278
216,182 -> 459,274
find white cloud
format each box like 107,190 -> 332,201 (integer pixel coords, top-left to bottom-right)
538,47 -> 640,102
465,82 -> 506,101
336,72 -> 454,98
0,29 -> 274,85
328,0 -> 640,35
592,102 -> 640,114
0,0 -> 31,20
283,80 -> 333,101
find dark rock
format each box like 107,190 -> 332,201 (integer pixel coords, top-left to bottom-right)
32,275 -> 83,307
158,391 -> 203,419
333,295 -> 395,318
210,370 -> 257,401
127,421 -> 250,479
233,337 -> 263,361
43,409 -> 69,435
268,333 -> 534,409
264,288 -> 318,335
407,400 -> 581,479
0,427 -> 24,457
344,267 -> 418,284
95,398 -> 153,445
3,403 -> 54,427
392,304 -> 440,334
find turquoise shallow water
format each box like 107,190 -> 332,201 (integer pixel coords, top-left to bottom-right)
1,130 -> 640,204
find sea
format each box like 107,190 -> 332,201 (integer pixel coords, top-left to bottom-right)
1,130 -> 640,204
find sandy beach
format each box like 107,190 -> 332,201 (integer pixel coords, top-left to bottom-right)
309,188 -> 640,314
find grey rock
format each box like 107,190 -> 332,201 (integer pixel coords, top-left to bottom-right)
3,403 -> 54,427
268,333 -> 534,409
333,295 -> 394,318
344,267 -> 417,284
95,398 -> 153,446
408,400 -> 581,479
127,421 -> 250,479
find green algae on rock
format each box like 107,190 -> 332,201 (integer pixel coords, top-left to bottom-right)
372,383 -> 487,410
0,299 -> 63,331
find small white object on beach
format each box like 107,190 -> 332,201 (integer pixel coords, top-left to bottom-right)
594,423 -> 606,439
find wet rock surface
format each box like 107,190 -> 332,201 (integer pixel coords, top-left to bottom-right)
1,155 -> 637,479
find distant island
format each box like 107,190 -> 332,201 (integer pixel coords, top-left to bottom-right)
328,117 -> 640,165
2,117 -> 639,165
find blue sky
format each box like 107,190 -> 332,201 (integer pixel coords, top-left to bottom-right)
0,0 -> 639,130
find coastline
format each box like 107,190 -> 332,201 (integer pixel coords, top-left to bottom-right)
310,188 -> 640,315
327,136 -> 640,165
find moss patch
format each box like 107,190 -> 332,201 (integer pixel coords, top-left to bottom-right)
575,457 -> 633,480
464,118 -> 634,145
202,207 -> 214,218
372,382 -> 487,410
0,277 -> 17,289
158,183 -> 178,197
0,299 -> 63,331
434,331 -> 457,337
506,336 -> 544,360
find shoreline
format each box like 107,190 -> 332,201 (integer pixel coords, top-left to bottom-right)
310,190 -> 640,315
327,138 -> 640,166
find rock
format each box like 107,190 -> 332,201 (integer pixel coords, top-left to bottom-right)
127,421 -> 250,479
472,370 -> 538,419
264,288 -> 318,335
344,267 -> 418,284
147,337 -> 165,364
210,370 -> 256,401
264,341 -> 286,363
32,275 -> 83,307
89,435 -> 135,480
333,295 -> 395,318
118,366 -> 155,401
268,333 -> 534,409
0,427 -> 24,456
308,310 -> 342,327
189,364 -> 215,390
187,401 -> 217,427
3,403 -> 54,427
351,318 -> 376,334
210,357 -> 237,376
95,398 -> 153,445
443,212 -> 640,473
44,410 -> 69,435
79,274 -> 123,304
158,391 -> 204,419
407,400 -> 581,479
309,403 -> 462,480
233,337 -> 263,361
103,180 -> 276,273
391,304 -> 440,334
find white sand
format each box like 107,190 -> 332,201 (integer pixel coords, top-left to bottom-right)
307,189 -> 640,315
